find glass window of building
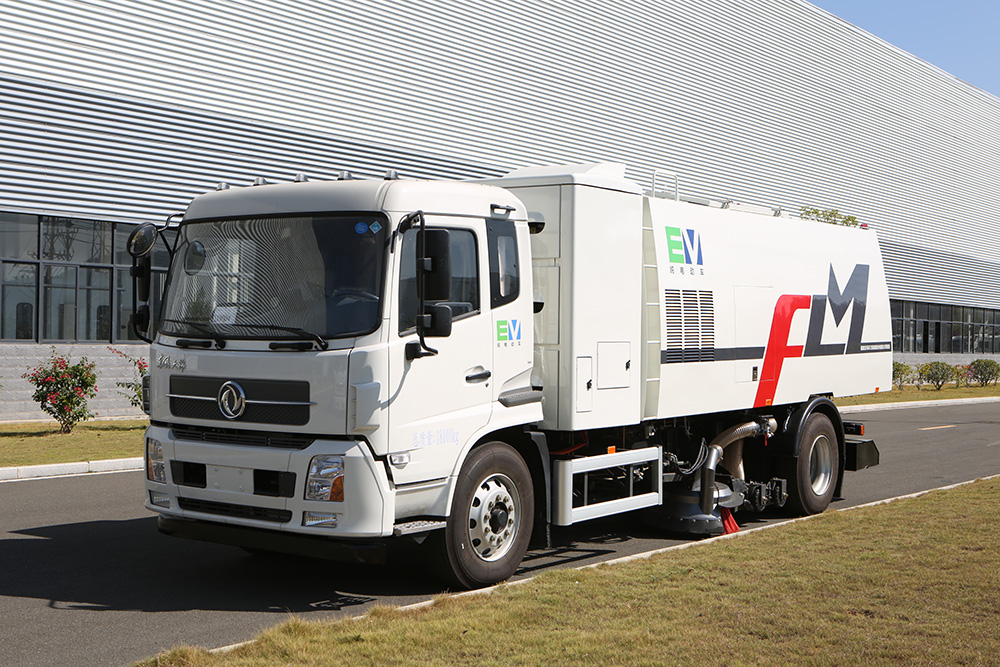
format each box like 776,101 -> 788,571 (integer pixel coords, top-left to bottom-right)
79,267 -> 111,340
0,213 -> 39,260
1,263 -> 37,339
43,265 -> 77,339
41,216 -> 113,264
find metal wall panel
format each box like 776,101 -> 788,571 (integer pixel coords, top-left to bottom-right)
0,0 -> 998,306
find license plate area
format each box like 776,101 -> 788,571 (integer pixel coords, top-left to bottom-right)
171,461 -> 295,497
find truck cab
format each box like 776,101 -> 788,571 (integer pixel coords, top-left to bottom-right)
134,174 -> 541,585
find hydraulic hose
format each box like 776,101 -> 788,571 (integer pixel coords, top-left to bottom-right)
699,418 -> 777,515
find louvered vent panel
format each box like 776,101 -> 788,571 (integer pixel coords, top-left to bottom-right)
698,291 -> 715,361
664,289 -> 683,363
665,289 -> 716,362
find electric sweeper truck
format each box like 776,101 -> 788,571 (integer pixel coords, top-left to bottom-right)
127,163 -> 889,588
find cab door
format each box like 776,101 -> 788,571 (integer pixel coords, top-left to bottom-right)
387,219 -> 494,484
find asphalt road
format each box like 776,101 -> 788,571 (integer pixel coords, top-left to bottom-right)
2,401 -> 998,666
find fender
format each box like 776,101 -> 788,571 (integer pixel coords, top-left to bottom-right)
780,396 -> 847,498
437,398 -> 545,517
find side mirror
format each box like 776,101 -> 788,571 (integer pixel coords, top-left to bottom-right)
420,229 -> 451,302
127,224 -> 159,258
418,304 -> 453,338
127,224 -> 159,342
406,304 -> 453,360
131,305 -> 150,333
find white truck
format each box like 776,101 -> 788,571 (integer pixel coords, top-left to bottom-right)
128,163 -> 889,589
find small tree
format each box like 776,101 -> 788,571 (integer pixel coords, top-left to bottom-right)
108,346 -> 148,409
917,361 -> 955,390
953,364 -> 973,388
799,206 -> 860,227
968,358 -> 1000,387
892,361 -> 912,390
22,349 -> 98,433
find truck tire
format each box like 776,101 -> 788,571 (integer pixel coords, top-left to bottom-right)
429,442 -> 534,590
786,412 -> 839,515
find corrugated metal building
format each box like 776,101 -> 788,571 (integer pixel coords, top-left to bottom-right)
1,0 -> 998,419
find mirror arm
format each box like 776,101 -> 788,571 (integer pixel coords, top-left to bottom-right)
411,210 -> 439,358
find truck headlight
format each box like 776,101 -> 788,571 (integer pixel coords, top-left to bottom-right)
305,455 -> 344,502
146,437 -> 165,483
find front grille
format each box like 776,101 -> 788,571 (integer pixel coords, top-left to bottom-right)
169,376 -> 311,426
171,425 -> 315,449
178,497 -> 292,523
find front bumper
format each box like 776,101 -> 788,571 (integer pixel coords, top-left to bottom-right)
144,423 -> 394,540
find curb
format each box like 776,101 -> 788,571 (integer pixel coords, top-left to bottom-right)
839,396 -> 1000,413
0,457 -> 143,481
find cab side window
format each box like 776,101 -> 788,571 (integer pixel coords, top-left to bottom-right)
398,228 -> 479,333
487,219 -> 519,308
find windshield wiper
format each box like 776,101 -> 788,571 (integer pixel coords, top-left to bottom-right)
233,323 -> 330,351
161,319 -> 227,349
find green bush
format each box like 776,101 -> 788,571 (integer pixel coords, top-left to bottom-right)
968,358 -> 1000,387
917,361 -> 955,390
22,349 -> 98,433
892,361 -> 912,390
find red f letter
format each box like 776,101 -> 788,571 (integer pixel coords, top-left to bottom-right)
754,295 -> 812,408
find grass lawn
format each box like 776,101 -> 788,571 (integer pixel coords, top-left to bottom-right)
834,383 -> 1000,406
133,477 -> 1000,666
0,419 -> 147,468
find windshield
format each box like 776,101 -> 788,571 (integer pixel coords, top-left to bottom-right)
160,214 -> 388,341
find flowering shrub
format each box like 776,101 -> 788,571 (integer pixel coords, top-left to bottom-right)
22,349 -> 98,433
108,346 -> 148,409
968,358 -> 1000,387
953,364 -> 973,388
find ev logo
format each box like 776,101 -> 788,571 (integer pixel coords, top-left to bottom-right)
665,226 -> 704,265
496,319 -> 521,343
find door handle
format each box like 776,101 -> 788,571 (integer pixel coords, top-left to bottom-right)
465,370 -> 492,383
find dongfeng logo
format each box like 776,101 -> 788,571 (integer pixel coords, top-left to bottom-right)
217,381 -> 246,419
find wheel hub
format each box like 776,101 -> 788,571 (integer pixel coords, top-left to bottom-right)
810,434 -> 834,496
488,506 -> 509,534
467,473 -> 521,562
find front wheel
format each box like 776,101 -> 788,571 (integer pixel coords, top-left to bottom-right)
429,442 -> 534,590
785,413 -> 839,515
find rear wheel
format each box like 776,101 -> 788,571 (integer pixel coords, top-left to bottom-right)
786,413 -> 839,515
428,442 -> 534,590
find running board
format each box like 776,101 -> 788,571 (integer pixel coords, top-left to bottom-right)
553,447 -> 663,526
392,520 -> 447,536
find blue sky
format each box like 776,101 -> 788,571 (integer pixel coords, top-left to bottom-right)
811,1 -> 1000,97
